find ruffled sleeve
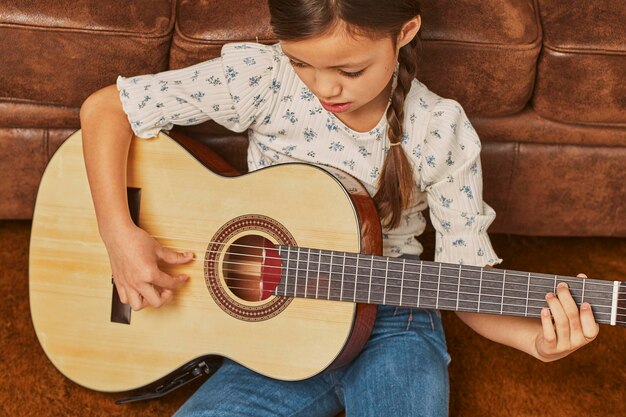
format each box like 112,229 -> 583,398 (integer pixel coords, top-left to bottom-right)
418,99 -> 502,267
116,42 -> 278,138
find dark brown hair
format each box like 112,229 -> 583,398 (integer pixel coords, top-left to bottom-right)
268,0 -> 421,229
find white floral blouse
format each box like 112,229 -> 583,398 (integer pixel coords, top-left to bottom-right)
117,42 -> 502,267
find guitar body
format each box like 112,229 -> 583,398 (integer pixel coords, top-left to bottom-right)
29,130 -> 381,392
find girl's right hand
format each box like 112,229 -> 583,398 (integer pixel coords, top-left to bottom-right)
103,224 -> 193,311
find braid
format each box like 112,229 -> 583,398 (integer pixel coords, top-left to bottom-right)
374,38 -> 419,229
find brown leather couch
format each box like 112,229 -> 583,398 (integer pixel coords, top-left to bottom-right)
1,0 -> 625,416
1,0 -> 625,237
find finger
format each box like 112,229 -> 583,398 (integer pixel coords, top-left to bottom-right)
114,281 -> 129,305
150,271 -> 189,290
540,307 -> 557,348
140,295 -> 151,310
556,283 -> 584,342
157,247 -> 195,265
127,289 -> 145,311
138,283 -> 166,308
580,302 -> 600,341
137,283 -> 175,308
545,292 -> 570,347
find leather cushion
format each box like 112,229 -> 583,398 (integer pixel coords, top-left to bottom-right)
171,0 -> 541,118
533,0 -> 626,126
0,0 -> 175,108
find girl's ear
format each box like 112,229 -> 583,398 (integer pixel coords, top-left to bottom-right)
397,15 -> 421,48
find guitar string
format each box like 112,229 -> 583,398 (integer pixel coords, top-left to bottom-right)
128,237 -> 625,322
197,281 -> 624,324
150,233 -> 621,289
161,246 -> 625,309
181,274 -> 626,324
202,246 -> 622,294
217,266 -> 620,311
214,269 -> 626,310
208,251 -> 618,291
131,237 -> 624,313
222,280 -> 621,323
149,239 -> 621,291
217,261 -> 616,299
155,236 -> 613,289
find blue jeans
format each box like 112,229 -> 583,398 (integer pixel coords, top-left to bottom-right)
173,305 -> 451,417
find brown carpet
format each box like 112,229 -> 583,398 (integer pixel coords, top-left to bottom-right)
1,220 -> 624,416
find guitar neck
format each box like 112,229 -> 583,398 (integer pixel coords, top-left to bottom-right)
273,246 -> 625,327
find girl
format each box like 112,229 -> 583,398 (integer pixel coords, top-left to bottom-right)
79,1 -> 599,415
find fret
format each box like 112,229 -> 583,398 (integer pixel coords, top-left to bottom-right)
525,272 -> 531,317
284,246 -> 290,296
315,248 -> 321,299
435,263 -> 442,310
367,256 -> 373,304
417,262 -> 423,308
383,257 -> 389,305
294,248 -> 301,297
399,259 -> 406,306
304,248 -> 310,299
477,268 -> 483,313
455,264 -> 461,311
327,251 -> 333,301
611,281 -> 619,326
500,270 -> 506,315
340,252 -> 346,301
353,255 -> 360,302
581,278 -> 586,303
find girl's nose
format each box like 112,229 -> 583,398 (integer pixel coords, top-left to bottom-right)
314,71 -> 342,99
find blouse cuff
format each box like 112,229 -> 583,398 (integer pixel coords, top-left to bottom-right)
435,232 -> 502,267
116,75 -> 170,139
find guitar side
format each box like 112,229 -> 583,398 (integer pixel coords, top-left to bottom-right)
29,130 -> 380,392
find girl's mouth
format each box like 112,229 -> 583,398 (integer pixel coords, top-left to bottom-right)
320,100 -> 352,113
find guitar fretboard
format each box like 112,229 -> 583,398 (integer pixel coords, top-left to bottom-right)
273,246 -> 625,327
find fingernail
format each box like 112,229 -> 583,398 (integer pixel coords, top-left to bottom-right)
557,282 -> 568,289
581,302 -> 590,311
546,292 -> 555,300
541,308 -> 551,317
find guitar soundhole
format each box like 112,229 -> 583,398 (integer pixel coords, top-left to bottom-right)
205,214 -> 295,322
223,235 -> 282,302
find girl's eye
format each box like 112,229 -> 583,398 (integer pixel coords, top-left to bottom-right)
289,59 -> 364,78
341,70 -> 365,78
289,60 -> 308,68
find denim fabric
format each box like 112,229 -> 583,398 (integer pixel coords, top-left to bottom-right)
173,305 -> 450,417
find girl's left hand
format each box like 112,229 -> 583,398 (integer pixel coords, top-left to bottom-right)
535,274 -> 600,362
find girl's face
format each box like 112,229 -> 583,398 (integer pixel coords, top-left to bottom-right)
280,25 -> 400,132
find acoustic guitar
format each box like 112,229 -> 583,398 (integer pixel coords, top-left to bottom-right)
29,130 -> 625,394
